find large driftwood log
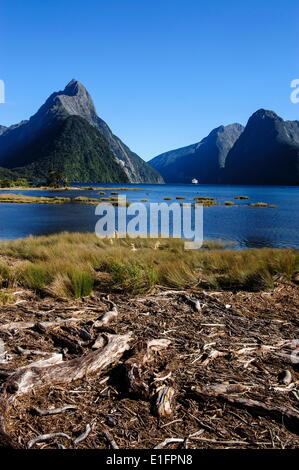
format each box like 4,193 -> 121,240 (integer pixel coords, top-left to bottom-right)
0,317 -> 84,332
124,339 -> 171,400
0,333 -> 132,447
192,386 -> 299,431
3,333 -> 132,399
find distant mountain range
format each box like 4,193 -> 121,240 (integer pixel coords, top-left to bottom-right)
150,110 -> 299,185
223,110 -> 299,185
1,81 -> 299,186
149,124 -> 244,184
0,80 -> 163,183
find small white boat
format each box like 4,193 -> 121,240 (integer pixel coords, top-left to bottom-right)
191,178 -> 199,184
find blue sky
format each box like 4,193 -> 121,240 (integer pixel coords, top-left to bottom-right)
1,0 -> 299,160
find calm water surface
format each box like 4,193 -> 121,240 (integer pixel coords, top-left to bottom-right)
0,184 -> 298,249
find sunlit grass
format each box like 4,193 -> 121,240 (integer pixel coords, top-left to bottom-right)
0,232 -> 297,298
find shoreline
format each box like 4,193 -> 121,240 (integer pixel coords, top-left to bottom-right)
0,282 -> 298,448
0,186 -> 142,191
0,233 -> 298,449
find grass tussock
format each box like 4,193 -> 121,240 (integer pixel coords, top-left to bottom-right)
0,233 -> 297,298
0,194 -> 71,204
249,202 -> 270,208
0,290 -> 14,305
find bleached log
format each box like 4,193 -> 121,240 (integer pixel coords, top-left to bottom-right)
201,383 -> 249,395
19,353 -> 63,370
192,386 -> 299,429
0,333 -> 132,447
92,334 -> 106,349
2,333 -> 132,400
0,317 -> 83,333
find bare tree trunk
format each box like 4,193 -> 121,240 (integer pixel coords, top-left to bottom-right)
0,333 -> 132,447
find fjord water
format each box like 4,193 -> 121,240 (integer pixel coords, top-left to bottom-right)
0,184 -> 298,249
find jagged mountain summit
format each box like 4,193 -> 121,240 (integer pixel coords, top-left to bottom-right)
0,126 -> 7,136
149,123 -> 244,183
0,80 -> 163,183
223,109 -> 299,185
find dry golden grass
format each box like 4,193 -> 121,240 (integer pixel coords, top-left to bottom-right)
0,233 -> 297,298
0,194 -> 71,204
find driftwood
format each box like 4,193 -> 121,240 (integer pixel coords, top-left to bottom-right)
2,333 -> 132,399
278,370 -> 293,386
0,317 -> 83,333
92,334 -> 106,349
34,323 -> 84,355
201,350 -> 227,366
19,353 -> 63,369
153,385 -> 175,417
0,333 -> 132,447
95,298 -> 118,327
31,405 -> 77,416
74,424 -> 92,445
102,428 -> 119,449
15,346 -> 57,357
124,339 -> 171,399
154,438 -> 184,449
182,294 -> 202,312
192,386 -> 299,431
27,432 -> 72,449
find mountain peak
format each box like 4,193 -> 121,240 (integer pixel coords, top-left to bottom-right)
250,109 -> 281,122
0,80 -> 164,184
63,79 -> 87,96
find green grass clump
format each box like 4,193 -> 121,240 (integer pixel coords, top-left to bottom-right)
0,263 -> 11,282
98,260 -> 157,293
0,290 -> 14,305
64,268 -> 94,298
234,196 -> 249,200
15,262 -> 51,290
